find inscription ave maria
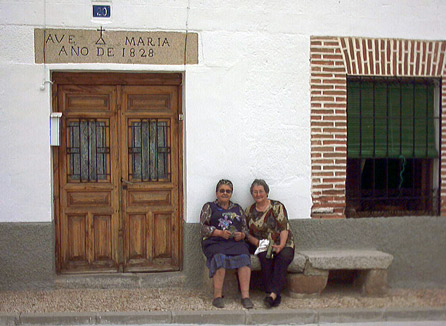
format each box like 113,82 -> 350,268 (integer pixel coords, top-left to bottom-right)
34,28 -> 198,65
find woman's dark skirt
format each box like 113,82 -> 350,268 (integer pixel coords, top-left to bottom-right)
202,237 -> 251,278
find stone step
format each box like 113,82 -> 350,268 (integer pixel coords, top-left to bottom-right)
55,272 -> 186,289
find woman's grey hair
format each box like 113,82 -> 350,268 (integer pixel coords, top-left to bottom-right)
216,179 -> 233,192
250,179 -> 269,194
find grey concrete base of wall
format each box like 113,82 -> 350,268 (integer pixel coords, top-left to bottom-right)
1,216 -> 445,290
0,223 -> 55,290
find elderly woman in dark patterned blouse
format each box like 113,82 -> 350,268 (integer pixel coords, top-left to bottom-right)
245,179 -> 295,308
200,179 -> 253,309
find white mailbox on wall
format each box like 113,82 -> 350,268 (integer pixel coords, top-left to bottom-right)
50,112 -> 62,146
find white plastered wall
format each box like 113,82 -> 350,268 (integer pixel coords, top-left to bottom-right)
0,0 -> 445,223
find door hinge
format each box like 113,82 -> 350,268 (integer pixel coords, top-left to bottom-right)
179,114 -> 184,121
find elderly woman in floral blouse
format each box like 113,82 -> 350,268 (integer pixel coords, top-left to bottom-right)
200,179 -> 253,309
245,179 -> 295,308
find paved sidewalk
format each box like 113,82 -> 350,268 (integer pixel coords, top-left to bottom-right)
1,285 -> 445,325
1,307 -> 446,325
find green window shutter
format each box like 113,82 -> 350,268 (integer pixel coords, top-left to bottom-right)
347,79 -> 438,159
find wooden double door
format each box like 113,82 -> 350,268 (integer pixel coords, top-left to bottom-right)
53,73 -> 182,273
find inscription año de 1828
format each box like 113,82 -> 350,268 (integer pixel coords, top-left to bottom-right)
34,28 -> 198,65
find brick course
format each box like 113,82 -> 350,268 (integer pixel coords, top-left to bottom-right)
310,36 -> 446,218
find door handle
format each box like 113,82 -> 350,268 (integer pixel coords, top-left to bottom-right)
121,178 -> 134,189
121,178 -> 134,185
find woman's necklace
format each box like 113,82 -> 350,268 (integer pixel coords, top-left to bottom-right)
255,200 -> 270,212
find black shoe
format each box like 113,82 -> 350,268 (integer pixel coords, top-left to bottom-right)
263,295 -> 274,308
212,297 -> 224,308
241,297 -> 253,309
272,294 -> 281,307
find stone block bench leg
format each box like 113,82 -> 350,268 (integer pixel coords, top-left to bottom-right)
356,269 -> 389,296
286,269 -> 329,297
202,266 -> 240,298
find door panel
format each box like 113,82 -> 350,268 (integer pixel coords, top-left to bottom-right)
58,84 -> 119,273
121,86 -> 180,272
54,73 -> 182,274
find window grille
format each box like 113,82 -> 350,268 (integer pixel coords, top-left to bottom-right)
346,77 -> 440,217
67,119 -> 110,182
128,119 -> 171,182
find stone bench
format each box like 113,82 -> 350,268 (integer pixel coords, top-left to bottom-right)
203,249 -> 393,297
286,250 -> 394,296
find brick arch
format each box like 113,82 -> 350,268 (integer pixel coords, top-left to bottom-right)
310,36 -> 446,218
339,38 -> 446,77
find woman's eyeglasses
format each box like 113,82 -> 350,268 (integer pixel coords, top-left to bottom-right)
219,189 -> 232,194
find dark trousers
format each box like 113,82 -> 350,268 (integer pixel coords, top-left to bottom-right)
257,247 -> 294,295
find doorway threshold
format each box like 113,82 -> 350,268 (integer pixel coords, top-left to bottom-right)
55,272 -> 186,289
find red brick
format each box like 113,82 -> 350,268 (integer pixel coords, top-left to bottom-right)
323,54 -> 344,60
323,67 -> 346,73
323,90 -> 346,96
323,128 -> 347,133
311,47 -> 336,53
323,152 -> 345,158
312,134 -> 333,139
323,178 -> 344,183
323,140 -> 346,145
324,40 -> 340,46
323,79 -> 346,84
313,184 -> 334,189
323,103 -> 346,108
313,73 -> 334,78
312,96 -> 335,101
312,109 -> 334,114
322,189 -> 345,195
312,84 -> 334,90
311,122 -> 333,127
312,172 -> 334,176
312,60 -> 335,66
314,146 -> 336,152
323,115 -> 347,121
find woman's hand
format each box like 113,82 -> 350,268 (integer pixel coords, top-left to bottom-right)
233,232 -> 245,242
246,234 -> 260,247
272,244 -> 285,254
219,229 -> 232,239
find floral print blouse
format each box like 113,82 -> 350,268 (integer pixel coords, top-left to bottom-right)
245,200 -> 295,249
200,200 -> 249,240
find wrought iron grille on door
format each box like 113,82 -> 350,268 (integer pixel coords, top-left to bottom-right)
66,119 -> 110,182
128,119 -> 171,182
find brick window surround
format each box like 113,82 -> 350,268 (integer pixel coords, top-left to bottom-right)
310,36 -> 446,218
